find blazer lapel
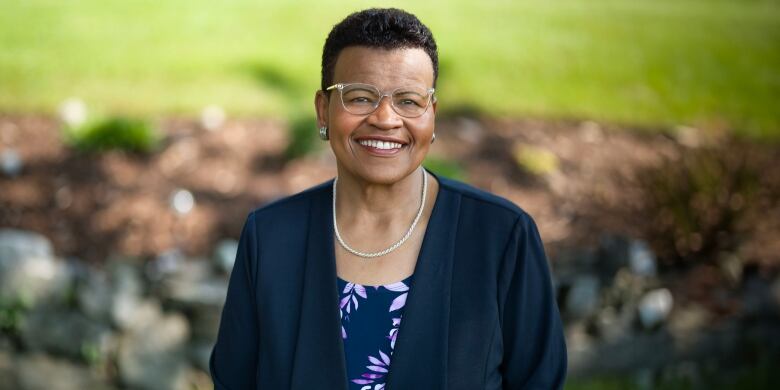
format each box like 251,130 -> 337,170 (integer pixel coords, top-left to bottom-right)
290,180 -> 349,389
385,170 -> 460,389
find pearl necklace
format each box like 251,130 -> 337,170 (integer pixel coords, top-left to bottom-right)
333,168 -> 427,258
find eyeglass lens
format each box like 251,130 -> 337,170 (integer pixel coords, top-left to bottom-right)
339,84 -> 431,117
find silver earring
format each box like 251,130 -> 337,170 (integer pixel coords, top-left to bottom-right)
319,126 -> 329,140
431,132 -> 436,144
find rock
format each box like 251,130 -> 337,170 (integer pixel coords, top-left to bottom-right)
0,349 -> 16,389
76,268 -> 113,322
58,98 -> 88,127
200,105 -> 225,131
189,341 -> 213,372
0,229 -> 70,305
597,234 -> 631,283
108,261 -> 148,330
157,259 -> 227,340
667,304 -> 712,342
565,274 -> 601,319
628,240 -> 657,277
637,288 -> 673,329
20,303 -> 114,362
0,229 -> 53,260
213,239 -> 239,274
118,313 -> 191,390
170,189 -> 195,215
0,148 -> 22,177
593,305 -> 633,343
16,354 -> 114,390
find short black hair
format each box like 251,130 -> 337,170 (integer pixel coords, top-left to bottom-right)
320,8 -> 438,91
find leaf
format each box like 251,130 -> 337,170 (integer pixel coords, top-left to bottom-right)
362,373 -> 383,379
352,295 -> 358,310
354,284 -> 367,298
342,326 -> 347,339
379,350 -> 391,366
352,379 -> 374,385
368,356 -> 385,366
384,282 -> 409,292
367,365 -> 389,373
343,283 -> 354,294
340,295 -> 351,309
388,293 -> 407,312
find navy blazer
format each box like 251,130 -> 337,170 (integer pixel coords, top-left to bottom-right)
210,169 -> 567,389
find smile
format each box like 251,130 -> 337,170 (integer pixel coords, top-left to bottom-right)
357,139 -> 404,150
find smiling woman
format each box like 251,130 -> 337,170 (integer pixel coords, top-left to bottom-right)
209,8 -> 567,390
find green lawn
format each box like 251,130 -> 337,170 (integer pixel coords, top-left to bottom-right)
1,0 -> 779,138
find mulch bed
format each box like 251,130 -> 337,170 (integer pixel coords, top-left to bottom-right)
1,113 -> 778,280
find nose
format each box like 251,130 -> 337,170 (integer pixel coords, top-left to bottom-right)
366,95 -> 403,129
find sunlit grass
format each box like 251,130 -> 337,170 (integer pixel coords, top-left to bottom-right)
1,0 -> 778,138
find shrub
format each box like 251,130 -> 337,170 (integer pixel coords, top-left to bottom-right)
639,138 -> 762,266
284,113 -> 322,160
424,156 -> 467,181
63,117 -> 161,154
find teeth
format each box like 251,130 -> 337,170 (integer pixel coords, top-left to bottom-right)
358,139 -> 403,150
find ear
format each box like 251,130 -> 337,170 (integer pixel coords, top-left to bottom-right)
431,97 -> 438,115
315,90 -> 329,128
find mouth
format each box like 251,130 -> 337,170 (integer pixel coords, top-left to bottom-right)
353,137 -> 407,156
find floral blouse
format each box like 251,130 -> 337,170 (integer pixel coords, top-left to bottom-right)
337,274 -> 414,390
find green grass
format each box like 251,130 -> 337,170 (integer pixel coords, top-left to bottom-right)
1,0 -> 779,138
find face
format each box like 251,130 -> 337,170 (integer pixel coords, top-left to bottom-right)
315,46 -> 437,185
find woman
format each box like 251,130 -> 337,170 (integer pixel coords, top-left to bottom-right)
210,8 -> 566,389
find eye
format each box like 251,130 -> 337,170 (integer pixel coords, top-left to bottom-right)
350,97 -> 372,103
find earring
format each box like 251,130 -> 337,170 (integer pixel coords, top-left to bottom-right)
319,126 -> 329,140
431,132 -> 436,144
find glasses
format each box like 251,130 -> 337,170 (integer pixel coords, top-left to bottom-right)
326,83 -> 435,118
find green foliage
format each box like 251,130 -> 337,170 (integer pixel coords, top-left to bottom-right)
63,117 -> 161,154
284,113 -> 322,160
512,144 -> 560,176
1,1 -> 779,138
423,156 -> 467,181
0,296 -> 30,337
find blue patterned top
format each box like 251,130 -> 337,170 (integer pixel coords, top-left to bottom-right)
337,274 -> 414,390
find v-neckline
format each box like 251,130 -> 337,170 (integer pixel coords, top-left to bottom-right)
290,167 -> 460,389
330,167 -> 444,385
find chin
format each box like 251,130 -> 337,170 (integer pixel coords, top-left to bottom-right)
352,164 -> 417,185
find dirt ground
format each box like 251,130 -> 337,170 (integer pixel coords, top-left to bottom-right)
1,113 -> 778,280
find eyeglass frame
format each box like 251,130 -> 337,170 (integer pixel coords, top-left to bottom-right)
324,82 -> 436,118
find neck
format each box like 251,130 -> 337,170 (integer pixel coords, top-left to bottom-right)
334,166 -> 424,227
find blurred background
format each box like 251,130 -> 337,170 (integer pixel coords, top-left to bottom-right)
1,1 -> 779,389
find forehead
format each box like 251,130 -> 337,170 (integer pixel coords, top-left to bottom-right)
332,46 -> 434,89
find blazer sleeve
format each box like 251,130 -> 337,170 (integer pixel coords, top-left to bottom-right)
210,211 -> 260,389
498,214 -> 567,389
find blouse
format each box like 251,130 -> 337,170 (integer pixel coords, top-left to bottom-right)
337,274 -> 414,390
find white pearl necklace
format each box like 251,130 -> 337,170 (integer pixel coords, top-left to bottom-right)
333,168 -> 427,258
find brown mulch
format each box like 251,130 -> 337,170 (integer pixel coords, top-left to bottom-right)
1,113 -> 778,277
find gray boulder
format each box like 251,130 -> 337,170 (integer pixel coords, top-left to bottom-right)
118,313 -> 191,390
0,229 -> 70,305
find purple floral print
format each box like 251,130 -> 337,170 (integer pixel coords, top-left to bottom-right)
338,276 -> 411,389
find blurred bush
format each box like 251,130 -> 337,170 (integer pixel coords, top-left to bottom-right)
640,137 -> 761,266
283,113 -> 321,160
63,117 -> 161,154
423,156 -> 467,181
